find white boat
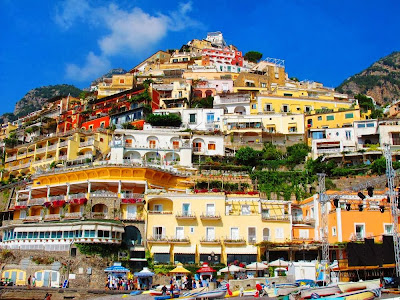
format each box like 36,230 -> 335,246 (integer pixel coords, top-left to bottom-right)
337,279 -> 380,293
300,284 -> 341,299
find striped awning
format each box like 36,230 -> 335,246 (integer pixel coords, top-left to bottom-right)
225,245 -> 258,254
198,245 -> 221,254
151,245 -> 170,254
173,244 -> 196,254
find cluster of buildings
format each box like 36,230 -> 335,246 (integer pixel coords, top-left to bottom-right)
0,32 -> 399,276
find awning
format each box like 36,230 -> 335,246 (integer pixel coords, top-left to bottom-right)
198,245 -> 221,254
97,225 -> 112,231
173,244 -> 196,254
225,245 -> 258,255
151,245 -> 170,254
112,226 -> 125,233
81,225 -> 96,230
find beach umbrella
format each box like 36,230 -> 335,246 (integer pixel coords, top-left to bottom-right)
245,262 -> 268,270
267,259 -> 289,267
134,267 -> 155,278
169,263 -> 191,274
219,265 -> 246,273
197,262 -> 216,273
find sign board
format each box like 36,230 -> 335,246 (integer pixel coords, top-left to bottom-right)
68,274 -> 76,280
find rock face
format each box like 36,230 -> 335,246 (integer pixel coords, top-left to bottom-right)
336,51 -> 400,105
13,84 -> 82,118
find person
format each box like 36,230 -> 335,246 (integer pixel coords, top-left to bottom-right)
170,283 -> 175,299
32,276 -> 36,287
255,281 -> 262,298
27,275 -> 32,289
44,293 -> 52,300
161,285 -> 167,295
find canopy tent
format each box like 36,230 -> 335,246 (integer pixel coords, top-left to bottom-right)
245,262 -> 268,270
197,262 -> 216,273
169,263 -> 191,274
219,265 -> 246,273
268,259 -> 289,267
134,267 -> 154,278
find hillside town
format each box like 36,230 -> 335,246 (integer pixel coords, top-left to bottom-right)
0,31 -> 399,298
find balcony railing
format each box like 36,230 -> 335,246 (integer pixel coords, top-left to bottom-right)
148,210 -> 173,215
248,237 -> 257,244
169,236 -> 190,243
67,193 -> 87,201
200,237 -> 221,244
75,153 -> 93,160
36,148 -> 46,154
47,145 -> 57,151
175,212 -> 196,219
28,198 -> 46,206
15,201 -> 28,207
121,192 -> 144,200
79,140 -> 95,147
64,212 -> 83,220
58,155 -> 67,161
200,213 -> 221,220
261,215 -> 290,222
48,195 -> 65,201
90,191 -> 118,198
23,216 -> 42,223
148,235 -> 168,242
263,236 -> 270,242
59,141 -> 68,148
44,214 -> 61,221
223,237 -> 246,244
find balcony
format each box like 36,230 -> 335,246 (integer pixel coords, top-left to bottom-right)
5,155 -> 17,162
293,237 -> 314,242
44,214 -> 61,221
75,153 -> 93,161
248,237 -> 257,244
262,236 -> 270,242
79,140 -> 95,147
91,212 -> 108,219
59,141 -> 68,148
147,235 -> 168,243
121,192 -> 145,202
175,212 -> 196,220
200,213 -> 221,220
67,193 -> 87,201
48,195 -> 65,202
36,148 -> 46,154
261,215 -> 290,222
200,237 -> 221,245
148,210 -> 173,215
64,212 -> 83,220
350,232 -> 372,241
23,216 -> 42,223
47,144 -> 57,151
223,237 -> 246,245
90,191 -> 118,198
169,236 -> 190,244
14,201 -> 28,207
58,155 -> 67,161
28,198 -> 46,206
292,216 -> 315,225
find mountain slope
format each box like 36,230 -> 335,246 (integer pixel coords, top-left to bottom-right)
336,51 -> 400,104
13,84 -> 82,118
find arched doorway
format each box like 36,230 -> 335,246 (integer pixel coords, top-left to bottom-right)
123,226 -> 142,246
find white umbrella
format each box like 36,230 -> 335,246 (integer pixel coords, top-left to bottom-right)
245,262 -> 269,270
268,259 -> 289,267
219,265 -> 246,273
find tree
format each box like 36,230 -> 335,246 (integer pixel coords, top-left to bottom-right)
244,51 -> 263,63
262,143 -> 283,160
145,114 -> 182,127
235,147 -> 260,167
286,143 -> 310,167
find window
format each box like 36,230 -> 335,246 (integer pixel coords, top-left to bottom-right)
230,227 -> 239,240
265,104 -> 272,112
263,228 -> 270,241
345,113 -> 354,119
305,106 -> 312,113
206,204 -> 215,216
283,93 -> 292,97
366,123 -> 375,128
261,83 -> 267,88
282,105 -> 289,112
248,227 -> 256,243
19,210 -> 27,219
384,224 -> 393,235
178,91 -> 182,98
251,104 -> 257,109
355,224 -> 365,240
176,227 -> 184,239
182,203 -> 190,216
100,122 -> 105,128
225,204 -> 232,215
241,205 -> 250,215
392,133 -> 400,145
119,79 -> 125,84
208,143 -> 216,150
275,228 -> 284,239
326,115 -> 335,121
261,209 -> 269,218
153,227 -> 165,240
154,204 -> 163,212
288,126 -> 297,133
149,140 -> 156,148
318,116 -> 322,121
345,131 -> 352,140
193,142 -> 202,152
206,113 -> 215,123
189,114 -> 196,123
190,227 -> 195,234
332,227 -> 337,236
357,123 -> 366,128
206,227 -> 215,241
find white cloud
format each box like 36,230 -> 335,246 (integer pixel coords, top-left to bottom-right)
55,0 -> 199,81
66,52 -> 111,81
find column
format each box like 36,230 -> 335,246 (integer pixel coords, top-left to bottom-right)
28,188 -> 32,201
47,186 -> 50,199
66,183 -> 70,197
87,181 -> 91,194
336,207 -> 343,243
118,180 -> 122,195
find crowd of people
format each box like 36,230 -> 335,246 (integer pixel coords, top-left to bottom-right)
106,277 -> 137,290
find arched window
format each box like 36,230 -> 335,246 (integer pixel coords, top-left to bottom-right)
263,228 -> 270,241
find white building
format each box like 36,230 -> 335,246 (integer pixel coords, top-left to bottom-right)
153,108 -> 224,132
213,94 -> 251,115
310,127 -> 356,159
110,128 -> 225,168
378,119 -> 400,150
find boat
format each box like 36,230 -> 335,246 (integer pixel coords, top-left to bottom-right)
150,286 -> 181,296
179,283 -> 229,299
263,283 -> 299,297
337,279 -> 380,293
322,288 -> 381,300
155,295 -> 180,300
224,289 -> 256,297
300,285 -> 341,299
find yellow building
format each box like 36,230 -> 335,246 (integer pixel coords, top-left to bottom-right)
0,122 -> 18,142
97,73 -> 136,98
146,192 -> 291,265
1,269 -> 26,286
3,129 -> 112,179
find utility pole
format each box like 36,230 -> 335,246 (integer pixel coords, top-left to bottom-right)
384,144 -> 400,277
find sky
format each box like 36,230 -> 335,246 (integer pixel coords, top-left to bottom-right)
0,0 -> 399,115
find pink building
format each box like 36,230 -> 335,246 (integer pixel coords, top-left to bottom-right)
202,47 -> 243,67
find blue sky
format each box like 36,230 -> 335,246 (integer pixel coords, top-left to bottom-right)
0,0 -> 399,115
